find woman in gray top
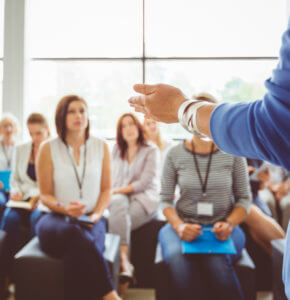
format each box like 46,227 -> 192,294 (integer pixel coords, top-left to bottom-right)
159,133 -> 251,300
109,113 -> 159,296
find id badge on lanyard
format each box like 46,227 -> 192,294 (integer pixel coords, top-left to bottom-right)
191,142 -> 215,217
197,193 -> 213,216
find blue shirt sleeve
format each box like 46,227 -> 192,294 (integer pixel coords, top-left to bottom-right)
210,19 -> 290,172
283,222 -> 290,298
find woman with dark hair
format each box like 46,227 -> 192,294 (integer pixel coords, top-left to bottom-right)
109,113 -> 159,296
0,113 -> 49,298
36,95 -> 120,300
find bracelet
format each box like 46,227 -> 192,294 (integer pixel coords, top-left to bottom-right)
178,99 -> 209,135
187,102 -> 210,135
225,220 -> 233,230
178,99 -> 199,130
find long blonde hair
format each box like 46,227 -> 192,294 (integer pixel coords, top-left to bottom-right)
143,117 -> 165,151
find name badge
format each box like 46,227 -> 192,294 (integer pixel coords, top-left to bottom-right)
197,202 -> 213,216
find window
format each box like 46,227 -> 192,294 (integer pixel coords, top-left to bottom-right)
27,0 -> 286,139
28,60 -> 142,137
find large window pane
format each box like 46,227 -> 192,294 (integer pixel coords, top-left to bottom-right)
146,59 -> 277,137
146,0 -> 285,57
27,61 -> 142,138
29,0 -> 142,58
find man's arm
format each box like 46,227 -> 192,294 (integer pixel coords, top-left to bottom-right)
129,20 -> 290,171
209,20 -> 290,170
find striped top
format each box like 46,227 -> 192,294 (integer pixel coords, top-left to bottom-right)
160,142 -> 252,225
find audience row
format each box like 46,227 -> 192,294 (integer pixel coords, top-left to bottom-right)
0,93 -> 288,300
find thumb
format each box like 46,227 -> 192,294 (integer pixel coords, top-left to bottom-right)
133,84 -> 156,95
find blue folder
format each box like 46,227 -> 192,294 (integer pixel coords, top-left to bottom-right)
0,170 -> 11,192
182,225 -> 237,255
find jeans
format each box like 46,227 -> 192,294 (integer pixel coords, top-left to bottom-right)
0,207 -> 43,292
36,213 -> 114,300
0,207 -> 42,254
0,191 -> 7,223
158,223 -> 245,300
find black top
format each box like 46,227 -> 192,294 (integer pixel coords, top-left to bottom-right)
27,163 -> 36,182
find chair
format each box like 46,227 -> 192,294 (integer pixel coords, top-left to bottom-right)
13,233 -> 120,300
271,239 -> 287,300
154,244 -> 256,300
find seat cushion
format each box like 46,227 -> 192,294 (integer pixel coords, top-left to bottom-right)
13,233 -> 120,300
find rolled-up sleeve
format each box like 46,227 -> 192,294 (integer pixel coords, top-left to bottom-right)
232,156 -> 252,213
159,151 -> 177,211
131,147 -> 158,193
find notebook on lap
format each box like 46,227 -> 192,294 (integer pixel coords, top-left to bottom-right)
181,225 -> 237,255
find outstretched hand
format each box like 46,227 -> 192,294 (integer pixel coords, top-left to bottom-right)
128,83 -> 187,123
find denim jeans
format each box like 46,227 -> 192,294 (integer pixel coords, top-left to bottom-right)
158,223 -> 245,300
36,213 -> 114,300
0,207 -> 43,254
0,191 -> 7,223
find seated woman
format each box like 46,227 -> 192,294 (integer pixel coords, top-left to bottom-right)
194,93 -> 285,254
143,116 -> 172,164
1,113 -> 49,249
36,95 -> 120,300
109,113 -> 159,295
247,158 -> 272,216
159,130 -> 250,300
257,164 -> 290,231
0,113 -> 49,298
244,160 -> 285,253
0,113 -> 20,220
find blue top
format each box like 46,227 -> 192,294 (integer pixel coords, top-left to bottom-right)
210,19 -> 290,298
210,19 -> 290,172
284,226 -> 290,298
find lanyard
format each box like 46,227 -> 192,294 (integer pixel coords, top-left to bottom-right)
191,141 -> 214,198
1,142 -> 11,169
66,143 -> 87,199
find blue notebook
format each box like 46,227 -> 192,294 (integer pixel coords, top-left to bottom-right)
0,170 -> 11,192
182,225 -> 237,255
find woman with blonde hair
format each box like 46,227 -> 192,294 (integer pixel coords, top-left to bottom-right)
143,117 -> 172,163
0,113 -> 20,219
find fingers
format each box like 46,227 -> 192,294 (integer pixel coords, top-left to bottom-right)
182,224 -> 202,241
133,84 -> 156,95
67,201 -> 86,218
212,222 -> 223,233
213,222 -> 231,241
128,95 -> 145,107
70,201 -> 86,207
131,104 -> 147,114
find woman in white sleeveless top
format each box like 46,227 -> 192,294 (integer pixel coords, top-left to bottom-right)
36,95 -> 120,300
